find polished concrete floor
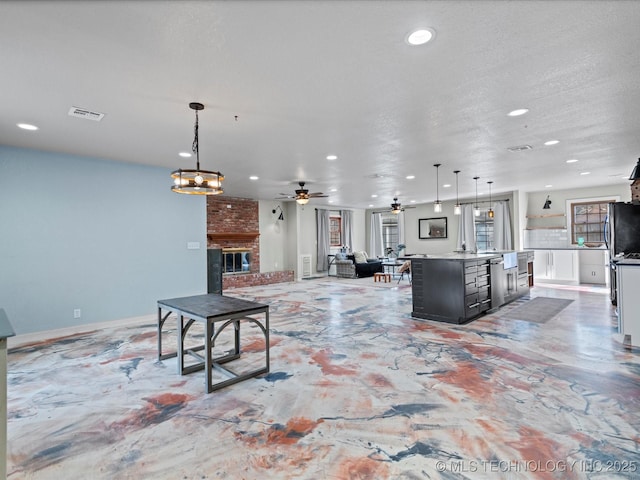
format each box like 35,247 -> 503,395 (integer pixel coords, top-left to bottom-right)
6,278 -> 640,479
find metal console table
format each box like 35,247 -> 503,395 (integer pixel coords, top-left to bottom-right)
157,294 -> 269,393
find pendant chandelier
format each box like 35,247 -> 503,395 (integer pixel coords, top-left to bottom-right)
487,180 -> 494,218
171,102 -> 224,195
453,170 -> 461,215
433,163 -> 442,213
473,176 -> 480,216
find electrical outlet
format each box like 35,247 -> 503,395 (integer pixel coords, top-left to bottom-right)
74,309 -> 81,319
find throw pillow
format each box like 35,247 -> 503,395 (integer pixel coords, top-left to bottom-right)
335,252 -> 346,261
354,251 -> 367,264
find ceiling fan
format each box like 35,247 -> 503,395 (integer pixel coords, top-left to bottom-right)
374,197 -> 416,214
276,181 -> 328,205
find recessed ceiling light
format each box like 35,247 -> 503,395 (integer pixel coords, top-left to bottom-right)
179,152 -> 191,158
545,184 -> 553,188
17,123 -> 38,131
371,194 -> 378,198
580,171 -> 591,175
326,155 -> 337,161
544,140 -> 559,146
507,108 -> 529,117
368,204 -> 374,207
328,200 -> 334,203
405,28 -> 435,46
406,175 -> 415,180
249,176 -> 259,180
566,159 -> 579,163
410,200 -> 416,203
443,184 -> 451,188
329,188 -> 337,192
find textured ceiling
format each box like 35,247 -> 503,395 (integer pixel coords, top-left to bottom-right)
1,1 -> 639,209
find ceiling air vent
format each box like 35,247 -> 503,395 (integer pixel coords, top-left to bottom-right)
68,106 -> 105,122
507,144 -> 533,152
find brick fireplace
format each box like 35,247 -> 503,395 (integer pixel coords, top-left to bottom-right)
206,196 -> 294,289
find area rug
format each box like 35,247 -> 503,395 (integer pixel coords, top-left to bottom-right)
501,296 -> 573,324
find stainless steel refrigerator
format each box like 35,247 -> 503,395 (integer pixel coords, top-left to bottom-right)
605,202 -> 640,304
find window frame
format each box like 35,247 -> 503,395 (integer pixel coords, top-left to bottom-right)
329,215 -> 342,246
474,208 -> 494,251
569,199 -> 614,246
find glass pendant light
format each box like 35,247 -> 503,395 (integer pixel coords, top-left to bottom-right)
433,163 -> 442,213
453,170 -> 461,215
473,176 -> 480,216
487,181 -> 494,218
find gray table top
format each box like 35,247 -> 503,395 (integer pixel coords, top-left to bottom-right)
158,294 -> 268,320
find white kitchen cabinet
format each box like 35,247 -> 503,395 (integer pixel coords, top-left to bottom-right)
578,249 -> 608,285
533,249 -> 579,284
533,250 -> 551,280
617,264 -> 640,347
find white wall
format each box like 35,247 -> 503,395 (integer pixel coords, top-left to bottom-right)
258,200 -> 287,273
0,146 -> 207,335
526,184 -> 630,218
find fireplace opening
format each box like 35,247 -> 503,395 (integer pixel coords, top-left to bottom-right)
222,248 -> 251,274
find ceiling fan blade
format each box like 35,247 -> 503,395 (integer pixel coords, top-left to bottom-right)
309,193 -> 328,198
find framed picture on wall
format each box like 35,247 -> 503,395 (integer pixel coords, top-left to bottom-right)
419,217 -> 447,239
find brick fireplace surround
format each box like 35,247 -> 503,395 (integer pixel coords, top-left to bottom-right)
206,196 -> 294,289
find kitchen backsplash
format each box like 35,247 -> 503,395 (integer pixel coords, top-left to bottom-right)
524,229 -> 570,248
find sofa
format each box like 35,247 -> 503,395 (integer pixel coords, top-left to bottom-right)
335,251 -> 383,278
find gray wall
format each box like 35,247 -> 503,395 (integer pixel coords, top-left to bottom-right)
0,146 -> 207,335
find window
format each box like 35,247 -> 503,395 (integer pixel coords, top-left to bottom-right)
329,216 -> 342,246
475,209 -> 494,251
570,200 -> 611,245
382,214 -> 399,255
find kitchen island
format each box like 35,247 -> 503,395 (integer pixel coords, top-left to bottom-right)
403,252 -> 532,324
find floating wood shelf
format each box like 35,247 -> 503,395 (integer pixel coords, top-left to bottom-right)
207,232 -> 260,241
526,213 -> 566,218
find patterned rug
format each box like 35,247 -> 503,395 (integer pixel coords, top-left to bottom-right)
501,296 -> 573,323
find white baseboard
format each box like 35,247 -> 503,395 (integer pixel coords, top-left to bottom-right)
7,314 -> 156,349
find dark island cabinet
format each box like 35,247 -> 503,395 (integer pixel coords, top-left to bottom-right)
410,257 -> 495,324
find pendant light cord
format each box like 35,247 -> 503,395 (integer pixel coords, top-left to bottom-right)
193,110 -> 200,171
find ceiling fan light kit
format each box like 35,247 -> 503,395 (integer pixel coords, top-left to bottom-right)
171,102 -> 225,195
391,198 -> 402,214
276,182 -> 327,205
